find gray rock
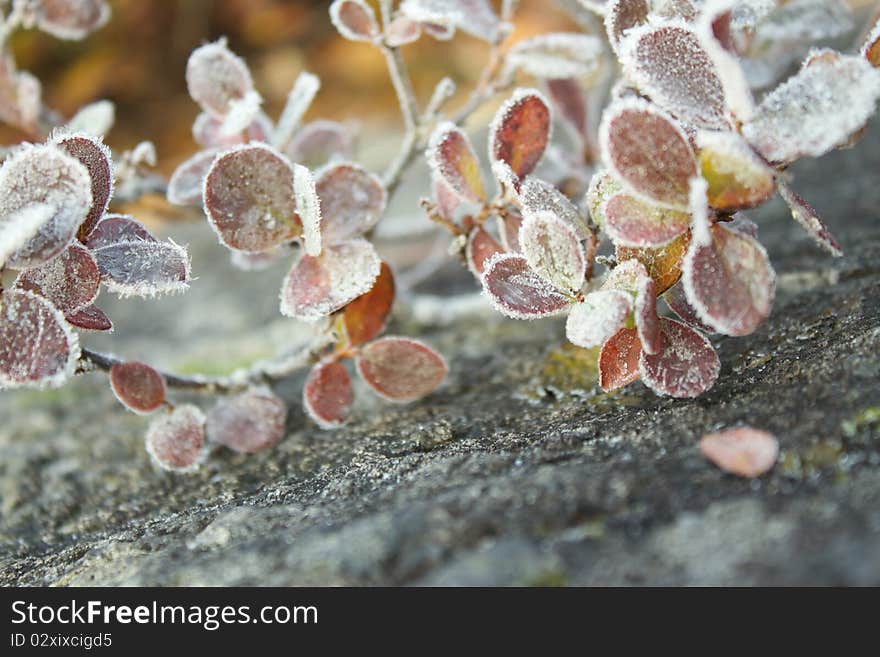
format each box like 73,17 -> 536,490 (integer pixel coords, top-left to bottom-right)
1,123 -> 880,587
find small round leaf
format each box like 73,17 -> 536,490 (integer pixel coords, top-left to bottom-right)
109,361 -> 167,415
356,337 -> 447,403
206,389 -> 287,453
145,405 -> 206,472
303,359 -> 354,429
638,317 -> 720,398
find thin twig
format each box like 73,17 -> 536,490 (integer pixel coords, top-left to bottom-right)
380,44 -> 421,196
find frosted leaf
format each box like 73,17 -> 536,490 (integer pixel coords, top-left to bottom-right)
0,56 -> 42,133
586,169 -> 623,230
93,239 -> 191,299
604,0 -> 649,51
700,427 -> 778,478
620,23 -> 728,129
520,177 -> 591,240
683,181 -> 775,336
727,214 -> 759,239
280,238 -> 380,321
385,16 -> 422,47
191,112 -> 260,149
775,181 -> 841,257
603,257 -> 648,293
167,149 -> 218,207
34,0 -> 110,40
109,361 -> 166,415
489,89 -> 552,182
272,71 -> 320,150
603,193 -> 690,247
638,317 -> 719,397
356,337 -> 448,403
481,253 -> 572,319
0,144 -> 92,270
65,100 -> 115,137
616,231 -> 690,294
285,120 -> 354,168
54,132 -> 113,239
743,52 -> 880,165
229,248 -> 284,272
863,19 -> 880,68
505,33 -> 604,79
545,78 -> 588,140
491,159 -> 521,200
65,304 -> 111,331
315,162 -> 386,243
145,405 -> 205,472
427,122 -> 485,203
341,261 -> 395,346
696,130 -> 774,212
519,210 -> 586,293
293,164 -> 322,256
635,275 -> 661,355
399,0 -> 501,43
83,213 -> 156,249
565,289 -> 633,349
186,40 -> 260,121
329,0 -> 380,42
755,0 -> 852,45
653,0 -> 698,21
206,389 -> 287,453
13,243 -> 99,314
466,226 -> 504,277
663,280 -> 714,334
497,209 -> 523,253
303,360 -> 354,429
422,22 -> 456,41
599,327 -> 642,391
220,90 -> 263,138
599,99 -> 697,209
204,144 -> 300,252
0,290 -> 80,389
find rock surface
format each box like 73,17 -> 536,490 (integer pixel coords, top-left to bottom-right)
1,123 -> 879,587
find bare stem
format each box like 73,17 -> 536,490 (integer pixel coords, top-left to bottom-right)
381,44 -> 421,196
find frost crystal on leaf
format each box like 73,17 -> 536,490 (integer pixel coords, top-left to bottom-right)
315,163 -> 386,243
356,337 -> 448,403
54,132 -> 113,238
489,89 -> 552,183
84,214 -> 155,249
0,56 -> 42,134
638,317 -> 720,398
696,130 -> 774,212
304,360 -> 354,429
506,33 -> 604,79
519,210 -> 586,293
599,327 -> 642,391
285,120 -> 354,169
663,280 -> 714,334
565,289 -> 633,349
13,243 -> 100,314
399,0 -> 502,43
65,304 -> 112,332
755,0 -> 853,45
203,144 -> 300,252
743,51 -> 880,165
466,226 -> 503,277
0,144 -> 93,270
186,39 -> 261,131
145,405 -> 206,472
329,0 -> 380,42
603,192 -> 690,247
427,123 -> 485,204
605,0 -> 649,51
92,239 -> 191,299
520,177 -> 591,241
699,426 -> 779,478
206,389 -> 287,453
599,99 -> 697,209
109,361 -> 167,415
481,253 -> 572,319
65,99 -> 115,137
273,71 -> 321,150
34,0 -> 111,41
293,164 -> 322,257
0,290 -> 80,390
280,238 -> 381,321
776,181 -> 842,257
167,149 -> 218,207
620,23 -> 728,129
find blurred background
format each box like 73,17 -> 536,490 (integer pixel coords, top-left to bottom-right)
0,0 -> 579,183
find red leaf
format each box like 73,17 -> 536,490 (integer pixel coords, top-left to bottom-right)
204,144 -> 300,252
55,133 -> 113,239
635,275 -> 661,355
206,389 -> 288,453
605,0 -> 649,50
14,243 -> 100,314
167,149 -> 217,207
427,123 -> 485,203
0,290 -> 80,389
545,78 -> 588,140
84,214 -> 156,249
145,405 -> 206,472
341,261 -> 396,347
109,361 -> 167,415
64,304 -> 112,331
519,210 -> 586,293
356,337 -> 447,403
663,280 -> 713,334
303,359 -> 354,429
186,39 -> 256,119
280,238 -> 380,321
481,253 -> 572,319
603,192 -> 690,246
776,181 -> 842,257
600,99 -> 697,209
700,427 -> 779,478
489,89 -> 552,182
315,163 -> 386,243
285,120 -> 354,169
497,209 -> 523,253
638,317 -> 719,398
599,327 -> 642,391
466,226 -> 504,278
